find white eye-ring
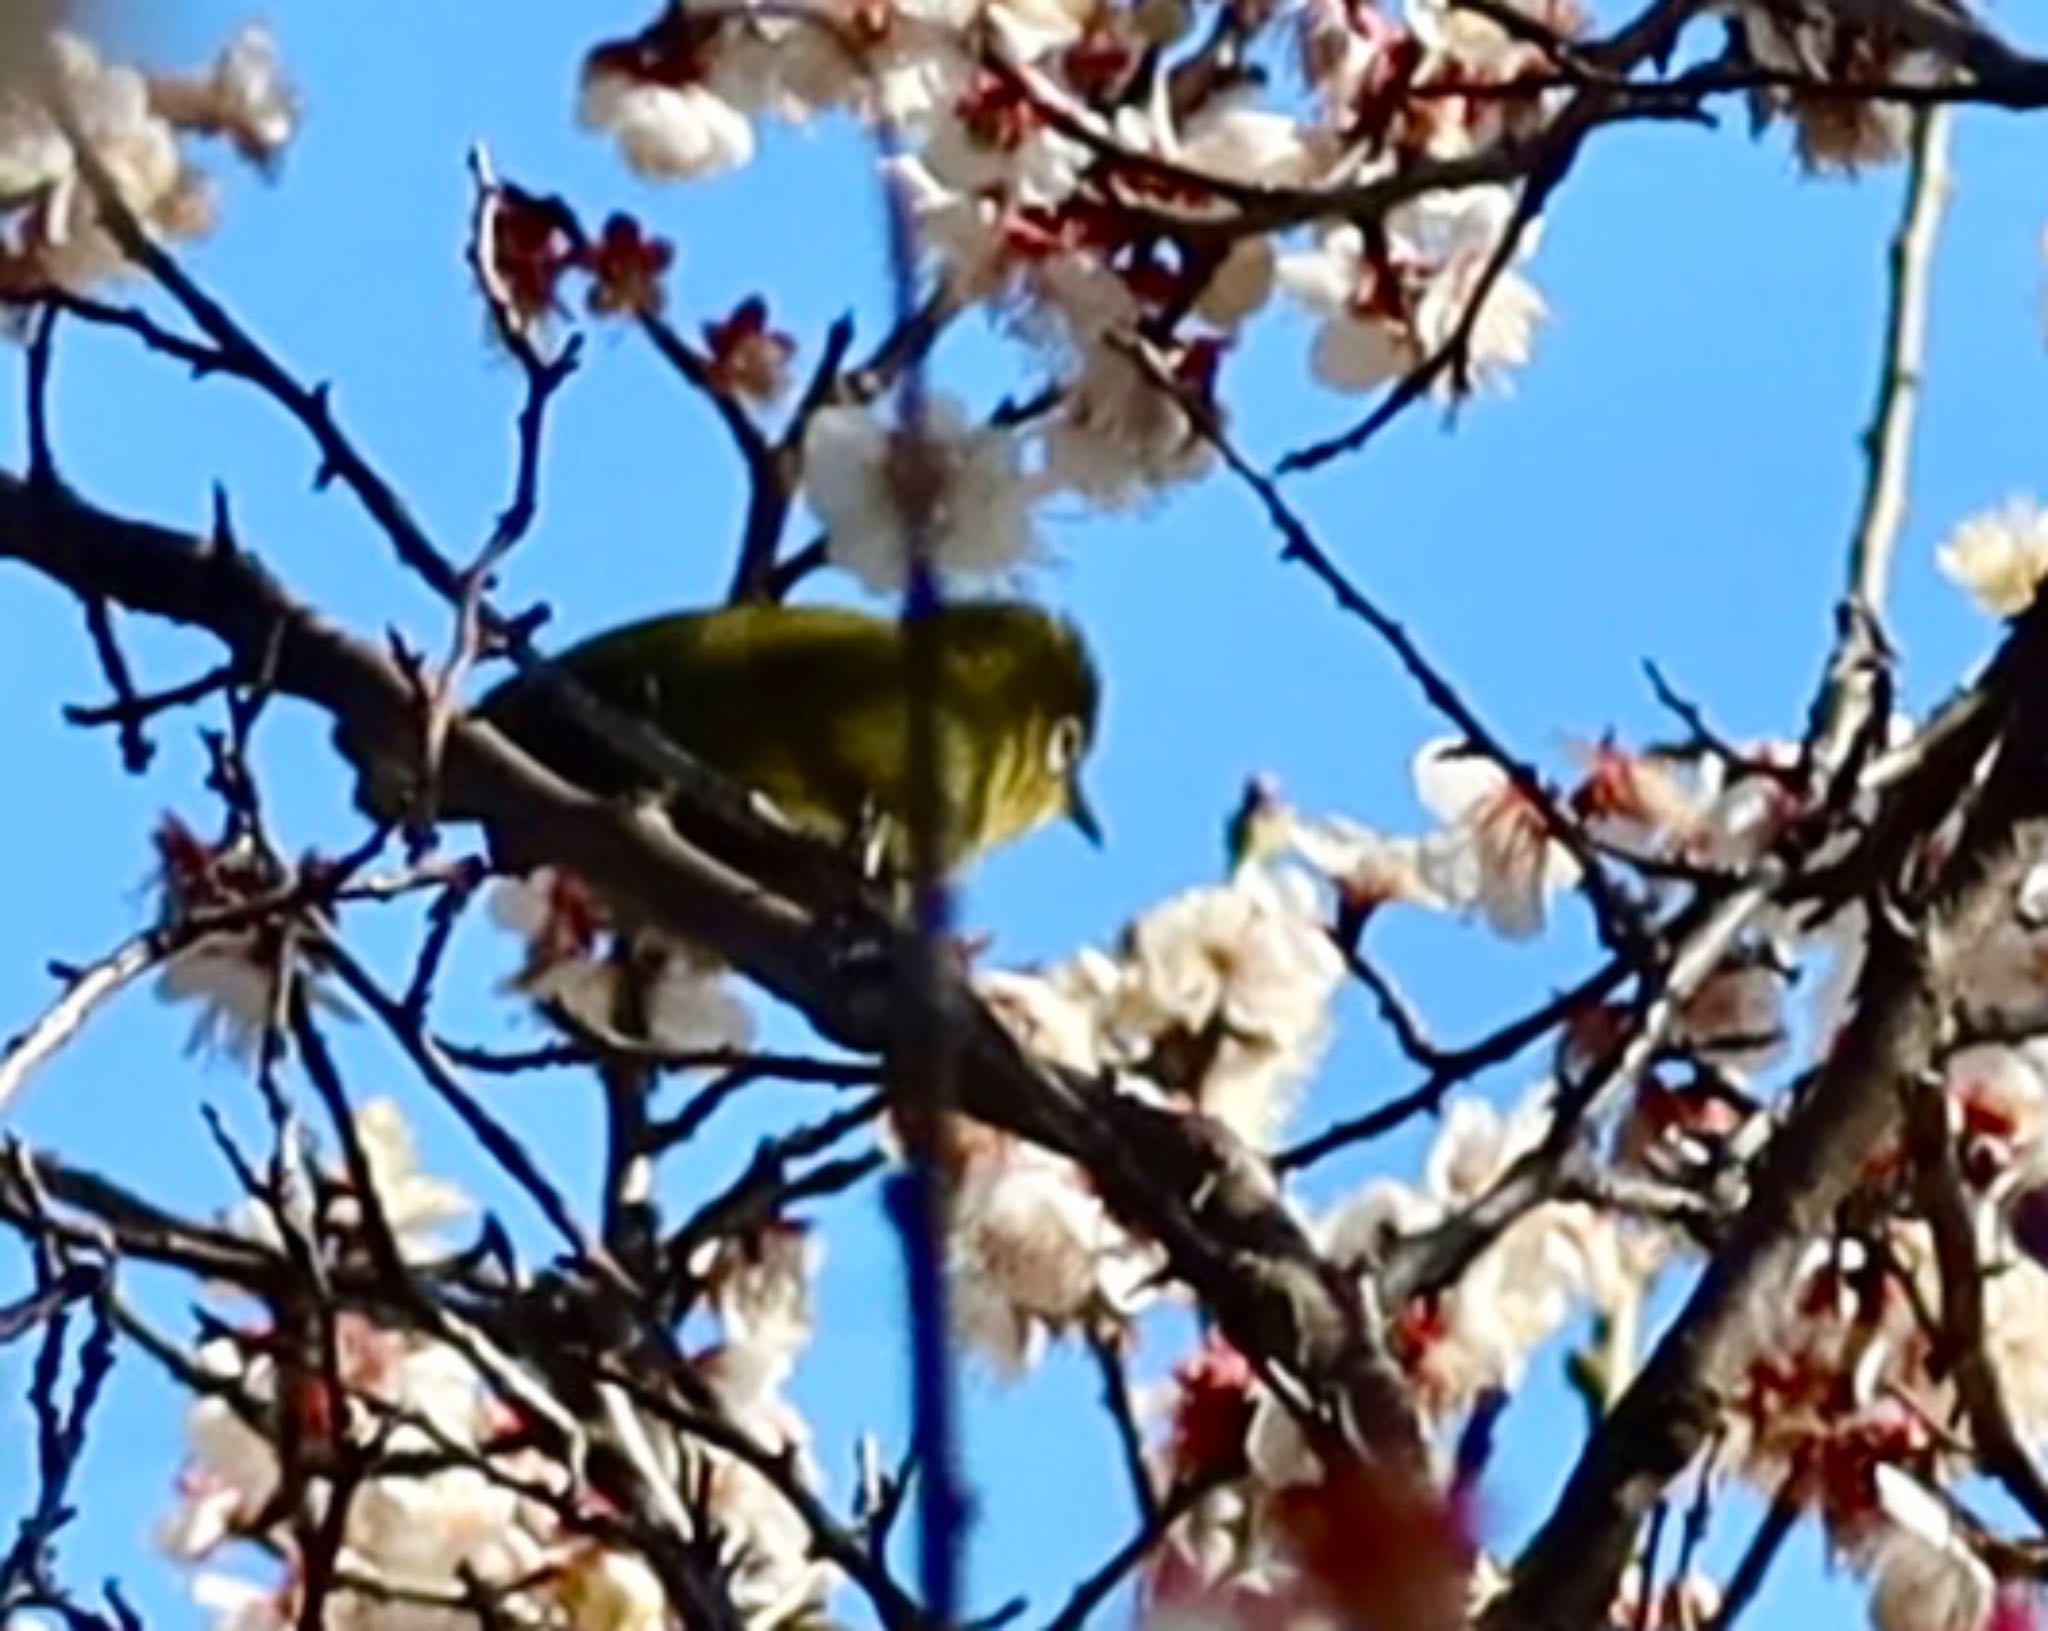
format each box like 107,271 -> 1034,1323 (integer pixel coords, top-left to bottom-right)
1046,715 -> 1086,777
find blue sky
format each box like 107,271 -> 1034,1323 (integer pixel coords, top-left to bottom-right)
4,2 -> 2048,1626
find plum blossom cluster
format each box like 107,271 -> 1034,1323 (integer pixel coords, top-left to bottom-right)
1279,740 -> 1598,944
163,1103 -> 834,1631
1148,1394 -> 1480,1631
489,866 -> 755,1053
940,1117 -> 1162,1370
1734,0 -> 1952,172
559,0 -> 1944,595
1327,1090 -> 1662,1422
1276,725 -> 1823,954
802,393 -> 1040,591
568,0 -> 1574,573
1131,1045 -> 2048,1631
1278,187 -> 1545,399
982,860 -> 1346,1152
165,1312 -> 558,1631
0,24 -> 295,297
675,1224 -> 839,1624
1706,1042 -> 2048,1631
226,1096 -> 475,1268
954,860 -> 1342,1367
1129,1090 -> 1654,1631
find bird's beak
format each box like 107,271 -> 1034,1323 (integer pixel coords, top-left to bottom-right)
1067,775 -> 1104,847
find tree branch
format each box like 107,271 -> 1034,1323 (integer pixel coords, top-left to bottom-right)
0,471 -> 1429,1474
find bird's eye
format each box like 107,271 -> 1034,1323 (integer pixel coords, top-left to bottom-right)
1046,715 -> 1086,777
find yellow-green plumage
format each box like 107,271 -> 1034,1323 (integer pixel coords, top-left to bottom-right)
477,600 -> 1102,871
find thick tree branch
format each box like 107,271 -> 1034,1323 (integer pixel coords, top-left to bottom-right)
1485,590 -> 2048,1630
0,471 -> 1429,1473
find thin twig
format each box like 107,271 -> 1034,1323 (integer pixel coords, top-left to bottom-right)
1165,381 -> 1648,956
1808,107 -> 1952,783
311,933 -> 610,1270
1041,1475 -> 1223,1631
53,113 -> 471,606
1703,1482 -> 1799,1631
0,936 -> 161,1128
663,1095 -> 886,1279
63,663 -> 234,730
24,302 -> 58,489
1088,1329 -> 1159,1527
1279,957 -> 1628,1169
399,861 -> 487,1022
77,595 -> 152,774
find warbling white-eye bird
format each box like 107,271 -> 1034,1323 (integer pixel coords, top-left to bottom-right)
472,599 -> 1103,873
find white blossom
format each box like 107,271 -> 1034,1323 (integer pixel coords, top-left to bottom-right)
1286,811 -> 1446,913
645,940 -> 757,1050
1296,0 -> 1411,131
1195,236 -> 1278,328
985,0 -> 1097,58
206,26 -> 299,156
694,1222 -> 820,1361
164,1317 -> 551,1629
1112,90 -> 1330,216
1108,867 -> 1344,1147
491,870 -> 755,1052
892,158 -> 1016,300
918,91 -> 1087,203
1566,739 -> 1711,856
1280,188 -> 1545,398
1680,743 -> 1802,870
580,65 -> 756,180
1981,1245 -> 2048,1441
950,1132 -> 1156,1370
0,29 -> 286,296
1413,739 -> 1580,939
1280,223 -> 1419,391
0,83 -> 73,203
515,939 -> 753,1050
336,1098 -> 474,1259
693,1341 -> 836,1619
161,1342 -> 282,1558
1319,1090 -> 1656,1419
1938,497 -> 2048,617
804,396 -> 1038,591
155,936 -> 277,1059
1863,1470 -> 1998,1631
1409,189 -> 1544,381
978,962 -> 1110,1074
1041,335 -> 1215,506
147,25 -> 299,165
756,0 -> 977,122
1175,104 -> 1326,189
345,1465 -> 528,1598
977,864 -> 1344,1157
1739,3 -> 1937,172
189,1574 -> 290,1631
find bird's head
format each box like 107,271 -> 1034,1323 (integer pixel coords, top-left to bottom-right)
965,603 -> 1104,855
